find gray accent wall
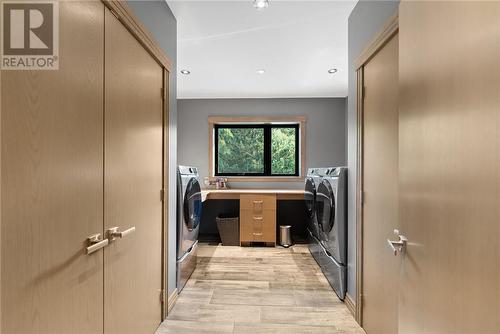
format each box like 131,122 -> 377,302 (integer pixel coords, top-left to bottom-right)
177,98 -> 347,189
347,0 -> 400,297
127,0 -> 178,295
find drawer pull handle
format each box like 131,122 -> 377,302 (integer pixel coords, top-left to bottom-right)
86,234 -> 109,255
253,216 -> 263,221
252,232 -> 263,236
253,200 -> 264,204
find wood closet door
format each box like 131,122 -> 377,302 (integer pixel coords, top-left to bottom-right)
399,2 -> 500,333
104,8 -> 163,334
361,33 -> 399,334
1,2 -> 104,334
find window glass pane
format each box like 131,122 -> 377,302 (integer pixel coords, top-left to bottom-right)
217,127 -> 264,174
271,127 -> 296,175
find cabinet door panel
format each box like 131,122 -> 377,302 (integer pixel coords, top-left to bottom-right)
1,2 -> 104,333
361,34 -> 399,334
104,8 -> 163,334
399,2 -> 500,333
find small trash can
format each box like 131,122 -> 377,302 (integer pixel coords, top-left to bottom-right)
279,225 -> 292,248
216,215 -> 239,246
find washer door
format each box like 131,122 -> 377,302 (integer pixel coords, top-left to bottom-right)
184,178 -> 202,231
316,180 -> 335,234
304,177 -> 316,219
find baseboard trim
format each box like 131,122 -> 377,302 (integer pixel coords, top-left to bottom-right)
167,288 -> 178,314
345,293 -> 356,318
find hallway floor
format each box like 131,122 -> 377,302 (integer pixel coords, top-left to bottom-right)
156,244 -> 363,334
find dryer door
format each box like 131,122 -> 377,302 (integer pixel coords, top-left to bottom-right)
305,177 -> 321,239
184,178 -> 202,231
316,180 -> 335,235
304,177 -> 316,219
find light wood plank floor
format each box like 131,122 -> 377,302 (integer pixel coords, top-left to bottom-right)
156,244 -> 364,334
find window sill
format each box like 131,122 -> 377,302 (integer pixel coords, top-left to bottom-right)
215,176 -> 305,183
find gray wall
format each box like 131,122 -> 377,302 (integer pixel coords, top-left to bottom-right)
127,0 -> 178,295
347,0 -> 399,297
178,98 -> 347,189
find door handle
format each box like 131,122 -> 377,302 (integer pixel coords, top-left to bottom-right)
86,234 -> 109,254
387,229 -> 408,256
107,226 -> 136,241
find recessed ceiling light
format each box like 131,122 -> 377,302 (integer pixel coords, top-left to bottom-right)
328,68 -> 338,74
180,70 -> 190,75
254,0 -> 269,10
256,69 -> 266,74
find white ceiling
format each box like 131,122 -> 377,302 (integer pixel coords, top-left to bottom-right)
167,0 -> 357,99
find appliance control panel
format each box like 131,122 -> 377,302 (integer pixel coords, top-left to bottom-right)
328,168 -> 340,176
308,167 -> 345,177
179,165 -> 199,176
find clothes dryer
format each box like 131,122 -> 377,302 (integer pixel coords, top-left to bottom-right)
176,166 -> 202,292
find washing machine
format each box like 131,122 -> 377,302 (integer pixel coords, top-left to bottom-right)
315,167 -> 347,300
177,165 -> 202,292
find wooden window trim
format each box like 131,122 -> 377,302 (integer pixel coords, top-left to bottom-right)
208,116 -> 306,182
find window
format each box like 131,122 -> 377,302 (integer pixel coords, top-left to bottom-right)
214,123 -> 300,177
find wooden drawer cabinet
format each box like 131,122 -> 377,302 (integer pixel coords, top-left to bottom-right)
240,194 -> 276,212
240,194 -> 276,245
240,209 -> 276,243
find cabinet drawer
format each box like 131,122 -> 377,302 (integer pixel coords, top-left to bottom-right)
240,209 -> 276,242
240,194 -> 276,213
